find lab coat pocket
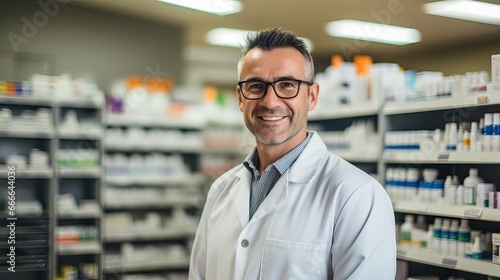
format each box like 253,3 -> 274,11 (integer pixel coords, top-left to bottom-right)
260,238 -> 325,280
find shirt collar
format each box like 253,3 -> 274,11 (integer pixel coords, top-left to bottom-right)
243,132 -> 312,175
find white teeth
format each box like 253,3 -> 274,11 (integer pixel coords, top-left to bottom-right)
262,116 -> 283,121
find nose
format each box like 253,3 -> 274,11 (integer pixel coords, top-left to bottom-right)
260,83 -> 281,105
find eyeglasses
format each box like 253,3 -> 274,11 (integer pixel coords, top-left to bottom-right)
238,79 -> 313,100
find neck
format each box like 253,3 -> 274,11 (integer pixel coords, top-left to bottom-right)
255,132 -> 308,174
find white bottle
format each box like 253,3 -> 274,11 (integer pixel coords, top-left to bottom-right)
444,175 -> 453,204
483,113 -> 493,151
448,219 -> 459,256
405,168 -> 419,200
456,185 -> 464,205
432,217 -> 442,253
492,113 -> 500,151
400,215 -> 414,247
470,122 -> 479,151
440,218 -> 450,254
457,219 -> 470,257
463,168 -> 483,206
469,236 -> 482,259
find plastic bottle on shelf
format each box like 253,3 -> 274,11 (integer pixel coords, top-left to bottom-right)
405,168 -> 419,200
400,215 -> 414,247
492,113 -> 500,151
456,185 -> 464,206
483,113 -> 493,151
448,122 -> 458,151
448,219 -> 459,256
457,219 -> 471,257
440,218 -> 450,254
468,236 -> 482,259
431,217 -> 442,253
444,175 -> 453,204
463,168 -> 484,206
470,122 -> 479,151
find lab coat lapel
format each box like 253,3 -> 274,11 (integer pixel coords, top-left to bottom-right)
250,174 -> 288,221
230,167 -> 252,227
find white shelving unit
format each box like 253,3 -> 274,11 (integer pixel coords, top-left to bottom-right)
311,87 -> 500,279
103,113 -> 206,278
381,88 -> 500,279
54,97 -> 105,280
308,101 -> 383,176
0,95 -> 55,280
397,247 -> 500,278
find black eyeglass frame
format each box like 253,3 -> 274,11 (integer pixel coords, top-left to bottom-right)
237,78 -> 313,100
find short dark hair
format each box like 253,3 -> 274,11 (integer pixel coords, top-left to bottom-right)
237,28 -> 314,82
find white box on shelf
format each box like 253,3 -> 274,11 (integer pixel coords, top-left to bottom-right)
493,233 -> 500,265
493,54 -> 500,84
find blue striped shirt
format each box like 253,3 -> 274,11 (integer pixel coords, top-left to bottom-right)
244,132 -> 312,219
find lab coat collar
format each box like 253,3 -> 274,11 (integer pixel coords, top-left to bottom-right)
287,131 -> 326,183
229,131 -> 326,225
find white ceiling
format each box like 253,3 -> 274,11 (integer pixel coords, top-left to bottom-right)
71,0 -> 500,61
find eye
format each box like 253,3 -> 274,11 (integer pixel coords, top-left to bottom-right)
245,82 -> 265,92
277,80 -> 298,90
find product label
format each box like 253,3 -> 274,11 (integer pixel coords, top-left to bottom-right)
458,231 -> 470,243
401,231 -> 412,244
441,258 -> 457,268
463,208 -> 482,218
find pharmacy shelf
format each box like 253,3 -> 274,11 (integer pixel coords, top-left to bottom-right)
55,98 -> 104,109
383,92 -> 500,115
57,129 -> 103,140
309,102 -> 380,120
382,150 -> 500,164
0,95 -> 53,106
104,227 -> 197,242
56,242 -> 102,255
0,211 -> 48,219
104,197 -> 195,210
203,147 -> 250,156
104,258 -> 189,273
0,127 -> 54,139
56,167 -> 102,178
330,150 -> 380,163
105,173 -> 205,187
104,143 -> 204,153
0,166 -> 53,178
106,114 -> 205,129
393,200 -> 500,222
397,247 -> 500,277
57,208 -> 102,219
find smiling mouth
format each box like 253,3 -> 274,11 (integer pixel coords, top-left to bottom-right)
260,116 -> 284,121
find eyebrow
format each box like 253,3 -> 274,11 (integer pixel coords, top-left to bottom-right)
241,76 -> 300,82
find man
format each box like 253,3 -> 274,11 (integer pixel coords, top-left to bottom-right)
189,28 -> 396,279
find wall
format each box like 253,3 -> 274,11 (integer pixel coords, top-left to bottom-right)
0,0 -> 184,91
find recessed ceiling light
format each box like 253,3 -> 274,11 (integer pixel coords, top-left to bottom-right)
206,28 -> 314,51
325,19 -> 421,46
423,0 -> 500,25
157,0 -> 242,16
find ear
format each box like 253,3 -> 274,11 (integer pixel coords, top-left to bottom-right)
307,83 -> 319,111
236,85 -> 244,112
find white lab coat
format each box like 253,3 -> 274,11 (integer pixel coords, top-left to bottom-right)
189,131 -> 396,280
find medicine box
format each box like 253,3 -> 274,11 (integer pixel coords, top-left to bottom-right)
493,233 -> 500,265
493,54 -> 500,84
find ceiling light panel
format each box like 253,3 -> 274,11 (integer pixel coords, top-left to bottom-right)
157,0 -> 242,16
423,0 -> 500,25
206,28 -> 314,51
325,19 -> 421,46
